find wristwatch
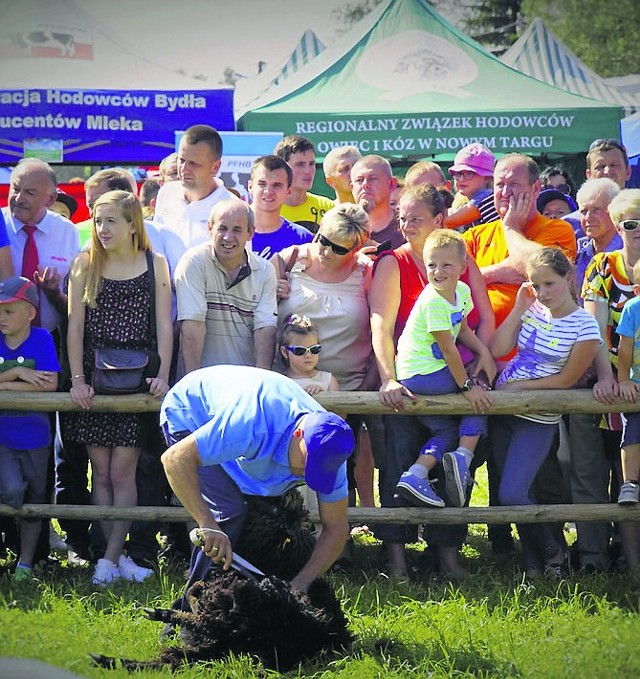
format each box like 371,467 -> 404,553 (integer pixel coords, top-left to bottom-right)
459,378 -> 475,392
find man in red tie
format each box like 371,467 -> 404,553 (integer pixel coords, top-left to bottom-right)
3,159 -> 80,332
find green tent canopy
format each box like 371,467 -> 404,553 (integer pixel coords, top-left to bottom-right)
238,0 -> 622,162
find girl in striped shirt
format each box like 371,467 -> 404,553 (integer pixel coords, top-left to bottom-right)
489,247 -> 601,578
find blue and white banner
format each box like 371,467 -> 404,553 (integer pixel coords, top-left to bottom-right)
0,87 -> 235,163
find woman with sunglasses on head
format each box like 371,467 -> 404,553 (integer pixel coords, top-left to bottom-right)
539,166 -> 576,198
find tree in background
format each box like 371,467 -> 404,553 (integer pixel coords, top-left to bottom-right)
332,0 -> 384,32
333,1 -> 523,53
521,0 -> 640,77
333,0 -> 452,34
463,0 -> 523,55
333,0 -> 638,78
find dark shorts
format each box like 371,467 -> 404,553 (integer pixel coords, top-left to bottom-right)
0,444 -> 50,509
622,412 -> 640,448
161,423 -> 192,447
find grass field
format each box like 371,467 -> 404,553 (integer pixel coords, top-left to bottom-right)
1,472 -> 639,677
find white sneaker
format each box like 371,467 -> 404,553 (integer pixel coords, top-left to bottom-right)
618,481 -> 640,505
117,554 -> 153,582
92,558 -> 120,586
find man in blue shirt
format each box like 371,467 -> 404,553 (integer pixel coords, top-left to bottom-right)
160,365 -> 354,593
248,155 -> 313,260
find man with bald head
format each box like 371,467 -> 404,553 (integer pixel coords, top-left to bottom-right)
323,145 -> 361,204
350,154 -> 404,249
174,199 -> 277,375
3,158 -> 79,332
404,160 -> 448,189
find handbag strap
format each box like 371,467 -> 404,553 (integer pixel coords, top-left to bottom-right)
145,249 -> 157,351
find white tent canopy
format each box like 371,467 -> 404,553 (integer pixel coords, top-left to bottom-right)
0,0 -> 206,89
272,29 -> 326,87
502,18 -> 639,116
235,29 -> 326,112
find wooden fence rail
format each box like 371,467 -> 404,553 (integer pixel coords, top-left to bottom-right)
2,389 -> 640,415
1,503 -> 639,524
2,390 -> 637,525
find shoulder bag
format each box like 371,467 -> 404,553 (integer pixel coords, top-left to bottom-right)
92,251 -> 161,395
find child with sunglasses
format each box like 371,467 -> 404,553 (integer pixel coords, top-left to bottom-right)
277,314 -> 340,523
278,314 -> 339,395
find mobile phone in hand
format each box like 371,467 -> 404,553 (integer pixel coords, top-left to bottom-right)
374,239 -> 392,256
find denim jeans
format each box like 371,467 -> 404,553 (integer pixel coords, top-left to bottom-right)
490,415 -> 563,563
376,414 -> 467,548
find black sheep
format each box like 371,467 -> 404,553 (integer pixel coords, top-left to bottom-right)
91,489 -> 353,672
91,567 -> 353,672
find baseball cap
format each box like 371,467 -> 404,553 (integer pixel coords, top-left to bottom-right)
0,276 -> 39,309
536,188 -> 577,214
449,143 -> 495,177
54,190 -> 78,218
302,412 -> 355,493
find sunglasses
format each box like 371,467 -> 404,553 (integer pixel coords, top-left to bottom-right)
589,138 -> 626,153
450,170 -> 477,180
316,233 -> 353,256
546,183 -> 571,195
285,344 -> 322,356
620,219 -> 640,231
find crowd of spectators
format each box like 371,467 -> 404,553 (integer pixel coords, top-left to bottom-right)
1,127 -> 639,587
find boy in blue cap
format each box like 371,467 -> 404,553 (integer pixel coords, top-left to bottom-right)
0,276 -> 60,581
160,364 -> 354,594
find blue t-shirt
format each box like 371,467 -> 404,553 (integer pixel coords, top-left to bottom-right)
0,210 -> 9,247
160,365 -> 348,502
251,219 -> 313,260
617,295 -> 640,383
0,327 -> 61,449
563,209 -> 586,240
